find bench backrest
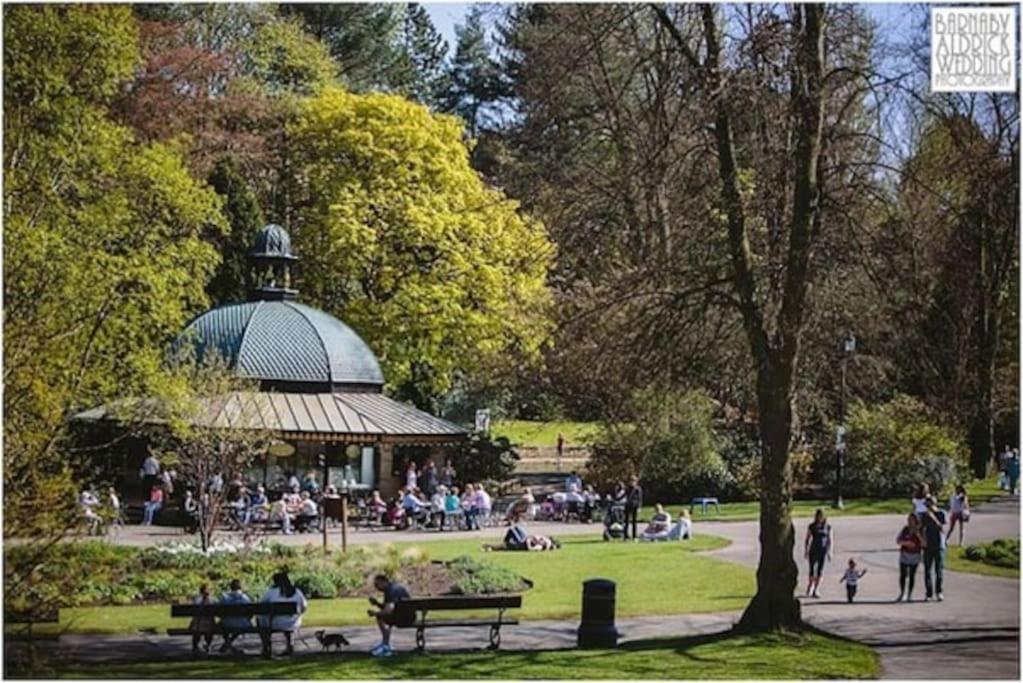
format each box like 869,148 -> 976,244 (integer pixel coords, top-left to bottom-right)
170,602 -> 299,618
397,594 -> 523,613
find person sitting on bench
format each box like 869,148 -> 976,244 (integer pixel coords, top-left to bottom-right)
294,491 -> 319,532
402,488 -> 429,529
367,573 -> 411,658
641,504 -> 672,541
218,578 -> 252,654
257,571 -> 307,657
190,584 -> 216,654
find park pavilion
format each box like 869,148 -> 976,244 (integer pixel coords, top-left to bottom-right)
74,224 -> 468,500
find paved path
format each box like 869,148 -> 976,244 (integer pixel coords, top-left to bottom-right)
701,497 -> 1020,680
14,499 -> 1021,679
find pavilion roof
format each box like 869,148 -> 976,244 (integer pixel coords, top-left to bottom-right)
73,391 -> 469,445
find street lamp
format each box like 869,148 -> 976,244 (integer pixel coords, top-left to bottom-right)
835,334 -> 856,510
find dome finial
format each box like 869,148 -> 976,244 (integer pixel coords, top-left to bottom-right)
249,223 -> 298,301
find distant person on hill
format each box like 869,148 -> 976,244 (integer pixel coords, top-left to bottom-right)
804,509 -> 833,598
946,485 -> 970,546
624,476 -> 642,540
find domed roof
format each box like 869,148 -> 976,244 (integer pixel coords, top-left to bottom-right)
177,301 -> 384,389
250,223 -> 297,260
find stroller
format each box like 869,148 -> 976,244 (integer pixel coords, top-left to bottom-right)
602,504 -> 627,541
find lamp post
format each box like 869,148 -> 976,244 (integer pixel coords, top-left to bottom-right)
835,334 -> 856,510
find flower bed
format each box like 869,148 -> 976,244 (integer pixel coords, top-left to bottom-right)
4,540 -> 530,608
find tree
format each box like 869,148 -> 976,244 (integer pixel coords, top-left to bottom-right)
243,17 -> 338,97
652,4 -> 880,631
151,362 -> 271,552
287,87 -> 554,408
206,157 -> 266,305
393,3 -> 449,108
281,3 -> 403,91
443,7 -> 506,138
4,4 -> 225,543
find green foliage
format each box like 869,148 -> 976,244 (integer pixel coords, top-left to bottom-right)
293,572 -> 339,599
839,395 -> 968,497
589,388 -> 730,501
281,4 -> 403,91
448,555 -> 528,595
289,87 -> 554,405
393,3 -> 450,107
244,18 -> 337,97
442,7 -> 506,136
451,433 -> 519,484
4,4 -> 225,543
964,538 -> 1019,569
205,157 -> 266,305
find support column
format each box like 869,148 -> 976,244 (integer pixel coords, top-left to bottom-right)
378,443 -> 398,498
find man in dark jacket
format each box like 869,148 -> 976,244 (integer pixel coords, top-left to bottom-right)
624,475 -> 642,540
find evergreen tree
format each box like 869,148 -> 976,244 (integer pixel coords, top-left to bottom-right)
443,7 -> 505,137
206,157 -> 266,305
281,3 -> 402,91
393,3 -> 449,108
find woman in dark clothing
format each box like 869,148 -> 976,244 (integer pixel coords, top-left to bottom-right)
624,476 -> 642,540
803,509 -> 833,598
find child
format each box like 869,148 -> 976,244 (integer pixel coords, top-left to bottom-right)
840,558 -> 868,603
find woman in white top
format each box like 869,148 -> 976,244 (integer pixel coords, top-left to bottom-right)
258,571 -> 308,656
911,482 -> 930,518
405,461 -> 418,491
946,485 -> 970,546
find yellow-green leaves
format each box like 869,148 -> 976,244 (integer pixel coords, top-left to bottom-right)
289,87 -> 554,403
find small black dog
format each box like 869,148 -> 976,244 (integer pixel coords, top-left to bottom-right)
315,629 -> 350,652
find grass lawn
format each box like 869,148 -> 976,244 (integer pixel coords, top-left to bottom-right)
649,475 -> 1007,523
492,420 -> 600,448
54,534 -> 752,635
946,545 -> 1019,578
37,631 -> 879,680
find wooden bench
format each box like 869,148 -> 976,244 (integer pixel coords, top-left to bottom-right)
392,595 -> 522,652
168,602 -> 299,658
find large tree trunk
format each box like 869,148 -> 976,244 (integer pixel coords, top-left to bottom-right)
969,284 -> 998,478
737,361 -> 802,631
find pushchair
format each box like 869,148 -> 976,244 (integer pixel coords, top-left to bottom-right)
602,504 -> 627,541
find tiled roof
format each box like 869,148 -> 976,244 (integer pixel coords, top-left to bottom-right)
74,392 -> 468,442
177,301 -> 385,387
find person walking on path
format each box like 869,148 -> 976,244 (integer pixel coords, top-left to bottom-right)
947,485 -> 970,546
624,475 -> 642,541
896,513 -> 925,602
840,558 -> 867,603
804,509 -> 833,598
921,495 -> 946,601
1008,451 -> 1020,496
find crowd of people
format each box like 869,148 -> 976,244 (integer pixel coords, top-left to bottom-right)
804,481 -> 974,604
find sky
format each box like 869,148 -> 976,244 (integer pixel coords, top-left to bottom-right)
422,3 -> 471,54
423,3 -> 917,58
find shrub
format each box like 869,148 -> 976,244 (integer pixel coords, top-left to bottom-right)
293,572 -> 338,599
965,539 -> 1019,569
836,395 -> 967,498
448,556 -> 526,595
588,388 -> 731,502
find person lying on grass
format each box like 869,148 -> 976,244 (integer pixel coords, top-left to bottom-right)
482,523 -> 561,551
367,573 -> 412,658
